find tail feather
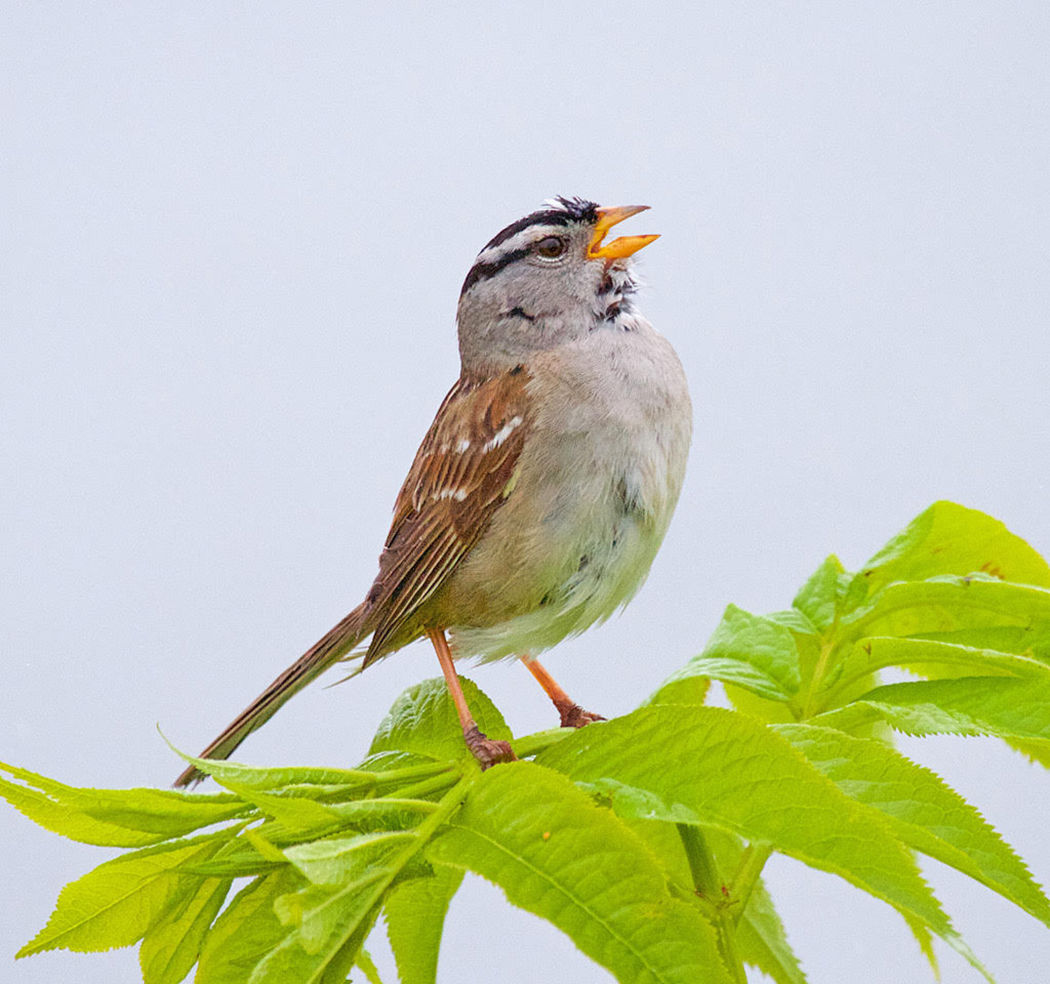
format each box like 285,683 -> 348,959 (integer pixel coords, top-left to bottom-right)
173,603 -> 368,787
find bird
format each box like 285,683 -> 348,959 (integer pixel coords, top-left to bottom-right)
174,196 -> 692,787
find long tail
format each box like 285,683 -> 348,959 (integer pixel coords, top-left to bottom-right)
173,603 -> 369,787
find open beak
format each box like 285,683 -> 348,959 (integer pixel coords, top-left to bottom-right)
587,205 -> 659,261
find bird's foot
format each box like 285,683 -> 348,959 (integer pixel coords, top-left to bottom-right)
463,724 -> 516,769
558,703 -> 606,729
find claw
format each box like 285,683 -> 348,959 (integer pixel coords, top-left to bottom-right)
463,725 -> 516,769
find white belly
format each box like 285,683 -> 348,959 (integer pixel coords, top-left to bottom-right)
448,322 -> 692,662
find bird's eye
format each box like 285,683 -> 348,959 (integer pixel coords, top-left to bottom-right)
533,236 -> 567,258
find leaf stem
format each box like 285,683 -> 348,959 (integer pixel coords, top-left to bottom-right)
388,771 -> 461,801
676,823 -> 720,897
728,842 -> 774,926
667,877 -> 720,920
715,917 -> 748,984
390,774 -> 473,865
800,635 -> 836,718
676,824 -> 747,984
299,773 -> 475,979
368,762 -> 459,790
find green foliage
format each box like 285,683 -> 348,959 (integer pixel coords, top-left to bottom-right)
537,706 -> 954,941
430,762 -> 731,984
5,501 -> 1050,983
383,866 -> 461,984
0,763 -> 245,847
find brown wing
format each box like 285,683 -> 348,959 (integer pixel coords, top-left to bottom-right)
361,367 -> 531,663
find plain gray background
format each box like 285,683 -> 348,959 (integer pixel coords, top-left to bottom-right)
3,3 -> 1049,982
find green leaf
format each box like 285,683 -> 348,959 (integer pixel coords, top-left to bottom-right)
283,831 -> 415,887
196,868 -> 304,984
383,867 -> 463,984
19,832 -> 228,956
653,659 -> 790,705
775,723 -> 1050,926
271,871 -> 386,955
0,762 -> 244,847
167,756 -> 384,794
722,684 -> 800,725
735,875 -> 808,984
354,948 -> 386,984
792,555 -> 848,632
244,776 -> 473,984
217,785 -> 351,834
537,706 -> 955,941
901,912 -> 940,979
368,677 -> 511,763
1008,738 -> 1050,768
642,673 -> 711,707
914,623 -> 1050,663
254,861 -> 390,982
186,848 -> 281,877
139,875 -> 231,984
429,762 -> 733,984
648,606 -> 801,704
819,676 -> 1050,752
827,637 -> 1050,702
853,501 -> 1050,599
261,798 -> 445,853
623,819 -> 808,984
190,799 -> 446,878
843,577 -> 1050,643
316,908 -> 382,984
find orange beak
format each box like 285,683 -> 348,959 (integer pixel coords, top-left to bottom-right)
587,205 -> 659,261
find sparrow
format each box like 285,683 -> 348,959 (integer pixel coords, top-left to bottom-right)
174,196 -> 692,786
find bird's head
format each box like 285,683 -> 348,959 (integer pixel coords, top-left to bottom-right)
456,197 -> 658,374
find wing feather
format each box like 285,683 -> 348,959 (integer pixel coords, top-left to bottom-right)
361,368 -> 530,663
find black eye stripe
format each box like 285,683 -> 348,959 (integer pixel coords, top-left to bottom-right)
460,247 -> 530,294
461,198 -> 601,296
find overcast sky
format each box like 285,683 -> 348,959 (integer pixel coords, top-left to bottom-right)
3,3 -> 1049,982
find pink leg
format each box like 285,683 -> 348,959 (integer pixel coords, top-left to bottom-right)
521,656 -> 606,728
428,629 -> 515,768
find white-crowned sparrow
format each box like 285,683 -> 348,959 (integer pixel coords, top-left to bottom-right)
175,197 -> 691,785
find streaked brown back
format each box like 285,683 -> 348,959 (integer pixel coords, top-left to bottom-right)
362,367 -> 531,662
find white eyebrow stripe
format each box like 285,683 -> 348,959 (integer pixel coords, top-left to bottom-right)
476,225 -> 567,264
483,415 -> 523,452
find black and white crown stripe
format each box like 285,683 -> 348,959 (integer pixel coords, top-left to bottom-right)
460,197 -> 599,295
